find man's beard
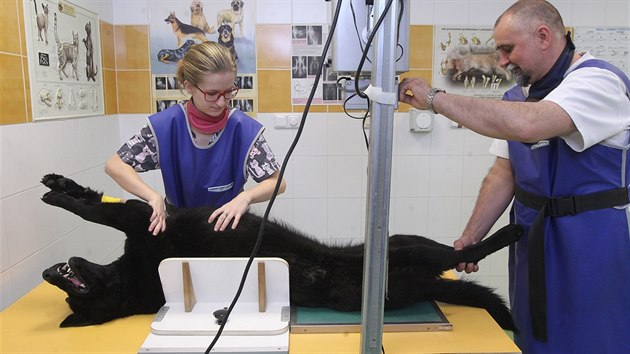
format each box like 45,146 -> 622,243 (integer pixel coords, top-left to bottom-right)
507,64 -> 531,87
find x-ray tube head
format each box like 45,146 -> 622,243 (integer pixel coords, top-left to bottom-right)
330,0 -> 409,74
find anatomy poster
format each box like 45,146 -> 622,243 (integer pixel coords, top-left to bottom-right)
291,24 -> 340,105
574,27 -> 629,74
148,0 -> 256,114
24,0 -> 104,120
433,26 -> 513,99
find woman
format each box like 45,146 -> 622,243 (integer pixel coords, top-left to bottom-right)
105,41 -> 286,235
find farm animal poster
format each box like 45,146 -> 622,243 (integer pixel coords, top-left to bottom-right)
433,26 -> 513,99
23,0 -> 104,120
149,0 -> 257,114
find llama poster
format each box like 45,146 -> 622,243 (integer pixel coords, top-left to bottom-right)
23,0 -> 104,120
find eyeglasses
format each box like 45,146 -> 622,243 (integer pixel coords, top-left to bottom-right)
194,84 -> 239,102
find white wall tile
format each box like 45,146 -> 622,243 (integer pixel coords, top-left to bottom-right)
292,1 -> 329,24
429,116 -> 465,155
0,270 -> 14,310
0,200 -> 7,272
428,155 -> 463,197
605,1 -> 630,26
393,113 -> 432,156
392,197 -> 429,236
291,114 -> 328,156
1,124 -> 35,198
326,113 -> 370,156
572,2 -> 607,26
291,155 -> 327,198
409,0 -> 436,25
293,198 -> 327,239
112,0 -> 149,25
461,155 -> 494,196
327,198 -> 363,241
327,156 -> 364,197
392,155 -> 430,197
427,196 -> 462,237
467,1 -> 507,26
257,0 -> 292,24
434,1 -> 470,25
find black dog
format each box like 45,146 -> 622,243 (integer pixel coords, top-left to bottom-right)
40,174 -> 521,330
217,23 -> 238,61
157,39 -> 196,63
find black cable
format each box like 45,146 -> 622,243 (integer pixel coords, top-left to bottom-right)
203,0 -> 345,352
354,0 -> 394,99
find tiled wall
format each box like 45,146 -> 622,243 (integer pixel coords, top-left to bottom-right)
2,0 -> 628,312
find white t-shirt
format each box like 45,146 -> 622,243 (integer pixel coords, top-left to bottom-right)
491,53 -> 630,159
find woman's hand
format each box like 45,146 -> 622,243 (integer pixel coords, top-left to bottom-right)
147,195 -> 166,236
208,192 -> 252,231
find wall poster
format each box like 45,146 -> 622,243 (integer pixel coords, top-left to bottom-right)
573,27 -> 629,74
291,24 -> 342,105
148,0 -> 257,115
24,0 -> 104,120
433,26 -> 513,99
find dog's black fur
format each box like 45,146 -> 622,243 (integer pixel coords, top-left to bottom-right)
157,39 -> 196,63
40,174 -> 522,330
217,23 -> 238,61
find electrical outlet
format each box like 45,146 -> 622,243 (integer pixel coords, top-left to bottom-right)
409,108 -> 433,132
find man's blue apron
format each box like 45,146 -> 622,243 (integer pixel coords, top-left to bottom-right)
504,60 -> 630,353
148,105 -> 263,208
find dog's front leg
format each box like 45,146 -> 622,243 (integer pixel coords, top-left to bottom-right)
42,191 -> 152,235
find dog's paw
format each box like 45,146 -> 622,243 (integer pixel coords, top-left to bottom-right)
41,173 -> 66,189
41,190 -> 73,207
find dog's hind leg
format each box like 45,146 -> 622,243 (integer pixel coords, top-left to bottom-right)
389,224 -> 523,270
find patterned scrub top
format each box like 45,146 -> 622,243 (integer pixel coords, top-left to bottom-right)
117,125 -> 281,182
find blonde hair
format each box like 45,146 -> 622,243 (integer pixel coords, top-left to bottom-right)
176,41 -> 237,87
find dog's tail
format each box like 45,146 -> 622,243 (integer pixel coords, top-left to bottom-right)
428,277 -> 517,331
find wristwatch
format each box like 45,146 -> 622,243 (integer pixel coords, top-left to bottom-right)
426,87 -> 446,114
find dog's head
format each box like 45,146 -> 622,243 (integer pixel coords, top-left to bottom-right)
164,12 -> 177,24
43,257 -> 128,327
218,24 -> 234,42
190,0 -> 203,14
231,0 -> 243,11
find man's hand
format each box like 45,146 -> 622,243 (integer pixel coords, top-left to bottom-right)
398,77 -> 432,110
454,237 -> 480,273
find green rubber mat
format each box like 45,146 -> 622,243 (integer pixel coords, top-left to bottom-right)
291,301 -> 452,333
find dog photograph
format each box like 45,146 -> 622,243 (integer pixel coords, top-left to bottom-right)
39,174 -> 520,330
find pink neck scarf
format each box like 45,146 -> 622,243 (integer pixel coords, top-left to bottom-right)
186,100 -> 229,134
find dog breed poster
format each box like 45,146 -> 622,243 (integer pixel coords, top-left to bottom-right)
149,0 -> 256,76
23,0 -> 104,120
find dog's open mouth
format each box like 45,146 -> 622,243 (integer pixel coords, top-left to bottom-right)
56,263 -> 88,293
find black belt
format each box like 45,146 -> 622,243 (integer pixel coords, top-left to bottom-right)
514,185 -> 629,342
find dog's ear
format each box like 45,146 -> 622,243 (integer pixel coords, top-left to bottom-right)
59,313 -> 100,327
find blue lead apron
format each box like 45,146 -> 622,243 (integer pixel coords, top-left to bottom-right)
148,104 -> 263,208
504,60 -> 630,353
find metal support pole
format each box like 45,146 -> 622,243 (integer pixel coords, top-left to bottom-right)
360,0 -> 400,353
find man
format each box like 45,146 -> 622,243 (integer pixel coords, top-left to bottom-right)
399,1 -> 630,353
